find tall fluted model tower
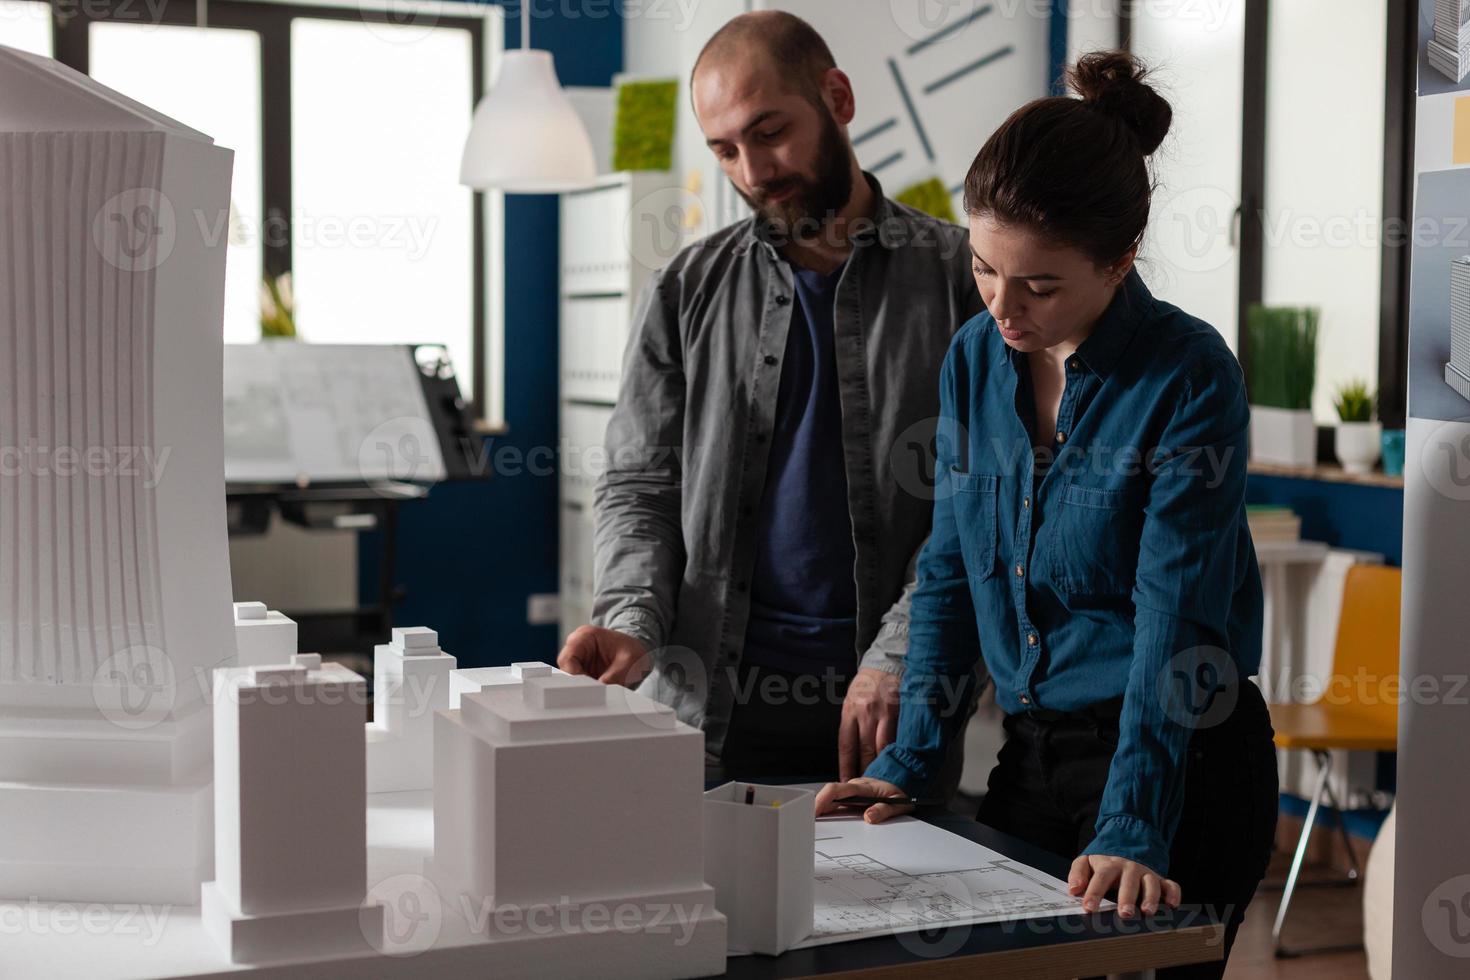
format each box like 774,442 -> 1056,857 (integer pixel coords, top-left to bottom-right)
0,46 -> 236,902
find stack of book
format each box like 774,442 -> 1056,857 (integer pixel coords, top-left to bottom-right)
1429,0 -> 1470,83
1247,505 -> 1302,546
1447,255 -> 1470,400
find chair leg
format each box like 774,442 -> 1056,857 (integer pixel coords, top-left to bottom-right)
1271,750 -> 1365,958
1317,752 -> 1362,882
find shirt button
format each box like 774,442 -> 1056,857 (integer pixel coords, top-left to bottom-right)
1056,431 -> 1067,444
1022,497 -> 1031,509
1019,695 -> 1031,705
1069,359 -> 1079,371
754,432 -> 767,444
764,354 -> 778,365
775,295 -> 790,306
1014,564 -> 1024,578
1027,632 -> 1038,647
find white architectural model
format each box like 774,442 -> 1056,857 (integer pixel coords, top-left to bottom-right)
1447,255 -> 1470,401
704,782 -> 815,955
202,655 -> 384,963
432,666 -> 726,974
0,46 -> 235,903
1430,0 -> 1470,82
232,601 -> 298,666
366,626 -> 455,793
448,659 -> 556,707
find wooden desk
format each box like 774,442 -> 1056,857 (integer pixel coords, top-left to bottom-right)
724,811 -> 1225,979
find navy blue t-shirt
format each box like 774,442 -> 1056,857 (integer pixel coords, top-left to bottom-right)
742,260 -> 858,675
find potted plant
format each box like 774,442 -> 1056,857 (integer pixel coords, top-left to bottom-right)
1333,378 -> 1380,474
1247,305 -> 1318,467
260,272 -> 298,339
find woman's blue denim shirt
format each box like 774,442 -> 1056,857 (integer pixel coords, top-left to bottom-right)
867,267 -> 1264,876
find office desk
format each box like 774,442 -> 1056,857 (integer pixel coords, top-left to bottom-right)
723,810 -> 1224,979
0,793 -> 1222,979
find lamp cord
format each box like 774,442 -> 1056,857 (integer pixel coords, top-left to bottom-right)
521,0 -> 530,50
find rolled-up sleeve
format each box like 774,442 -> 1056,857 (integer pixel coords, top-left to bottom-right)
1082,351 -> 1252,876
866,345 -> 984,793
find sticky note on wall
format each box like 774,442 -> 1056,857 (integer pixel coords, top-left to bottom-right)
1455,97 -> 1470,165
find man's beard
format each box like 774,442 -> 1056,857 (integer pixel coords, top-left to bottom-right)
737,108 -> 854,243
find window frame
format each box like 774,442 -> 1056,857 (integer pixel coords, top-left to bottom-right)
49,0 -> 504,423
1124,0 -> 1415,431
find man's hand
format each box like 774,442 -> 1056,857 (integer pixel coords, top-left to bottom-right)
1067,854 -> 1182,918
814,778 -> 912,823
556,626 -> 651,686
838,667 -> 901,782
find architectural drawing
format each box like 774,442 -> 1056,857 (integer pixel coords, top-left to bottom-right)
797,816 -> 1101,949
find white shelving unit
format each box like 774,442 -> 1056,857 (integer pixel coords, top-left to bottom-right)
558,171 -> 677,637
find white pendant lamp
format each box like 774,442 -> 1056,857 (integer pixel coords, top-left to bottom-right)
459,10 -> 597,192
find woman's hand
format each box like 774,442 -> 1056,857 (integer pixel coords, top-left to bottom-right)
1068,854 -> 1182,918
814,778 -> 912,823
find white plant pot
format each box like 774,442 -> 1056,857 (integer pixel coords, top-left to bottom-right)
1250,406 -> 1317,467
1335,420 -> 1382,474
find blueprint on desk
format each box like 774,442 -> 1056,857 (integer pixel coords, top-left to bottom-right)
796,814 -> 1108,949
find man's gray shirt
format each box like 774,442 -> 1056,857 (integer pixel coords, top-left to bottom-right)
592,175 -> 983,759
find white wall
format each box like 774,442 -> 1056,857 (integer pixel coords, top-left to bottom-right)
622,0 -> 1051,234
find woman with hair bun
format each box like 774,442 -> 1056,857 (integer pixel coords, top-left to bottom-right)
817,52 -> 1277,976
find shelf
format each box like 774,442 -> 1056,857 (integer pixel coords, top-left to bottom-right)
1248,461 -> 1404,489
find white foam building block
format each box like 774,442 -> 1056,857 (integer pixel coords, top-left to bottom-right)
365,627 -> 456,793
0,46 -> 236,903
232,601 -> 298,667
448,661 -> 559,709
202,656 -> 384,964
704,783 -> 815,955
432,667 -> 726,975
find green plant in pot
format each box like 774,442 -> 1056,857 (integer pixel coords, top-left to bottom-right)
1332,378 -> 1380,474
1246,305 -> 1318,467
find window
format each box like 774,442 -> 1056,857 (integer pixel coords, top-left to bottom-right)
50,0 -> 498,416
0,0 -> 51,56
89,23 -> 264,344
1261,0 -> 1388,423
1131,2 -> 1247,352
290,17 -> 475,397
1125,0 -> 1414,430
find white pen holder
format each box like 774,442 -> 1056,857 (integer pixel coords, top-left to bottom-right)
703,782 -> 815,955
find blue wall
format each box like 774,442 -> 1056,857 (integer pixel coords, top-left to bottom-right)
360,3 -> 623,670
1246,475 -> 1404,566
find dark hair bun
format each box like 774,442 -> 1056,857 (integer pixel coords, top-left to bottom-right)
1068,51 -> 1172,156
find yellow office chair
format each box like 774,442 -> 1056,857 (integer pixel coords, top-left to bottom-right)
1266,563 -> 1400,958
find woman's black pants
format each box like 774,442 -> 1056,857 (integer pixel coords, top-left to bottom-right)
976,679 -> 1279,979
